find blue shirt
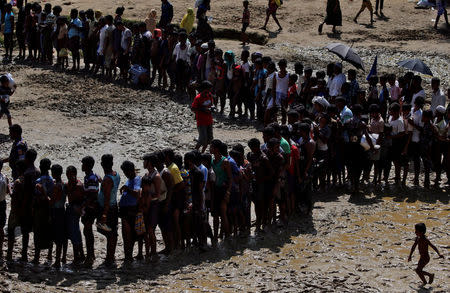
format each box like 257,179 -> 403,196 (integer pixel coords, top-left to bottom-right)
36,174 -> 54,201
98,172 -> 120,207
84,172 -> 101,193
119,176 -> 141,207
4,12 -> 14,34
68,18 -> 82,38
199,164 -> 208,191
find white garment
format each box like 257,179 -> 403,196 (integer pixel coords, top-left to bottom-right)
329,73 -> 346,97
241,62 -> 250,74
173,43 -> 190,61
431,89 -> 446,114
0,173 -> 7,202
296,75 -> 305,95
411,109 -> 423,143
97,25 -> 108,55
389,116 -> 405,135
121,28 -> 132,51
265,72 -> 275,92
275,72 -> 289,94
410,89 -> 426,111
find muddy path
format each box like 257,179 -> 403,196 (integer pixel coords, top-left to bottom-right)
0,49 -> 448,292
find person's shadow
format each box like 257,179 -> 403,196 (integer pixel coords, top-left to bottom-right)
326,31 -> 342,40
266,29 -> 281,39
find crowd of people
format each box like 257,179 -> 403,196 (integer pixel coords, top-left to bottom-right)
0,0 -> 449,271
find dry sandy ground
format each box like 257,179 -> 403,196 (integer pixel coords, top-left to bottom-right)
0,56 -> 448,292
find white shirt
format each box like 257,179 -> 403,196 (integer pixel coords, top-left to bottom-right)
275,72 -> 290,94
296,75 -> 305,95
431,89 -> 446,114
121,28 -> 132,51
411,109 -> 423,143
410,89 -> 425,111
329,73 -> 346,97
265,72 -> 275,92
97,25 -> 108,55
241,62 -> 250,74
173,43 -> 190,61
389,116 -> 405,135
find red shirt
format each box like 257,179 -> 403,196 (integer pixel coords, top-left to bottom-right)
192,92 -> 214,126
287,84 -> 298,105
288,144 -> 300,175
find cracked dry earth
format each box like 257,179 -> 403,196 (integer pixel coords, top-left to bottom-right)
0,63 -> 448,292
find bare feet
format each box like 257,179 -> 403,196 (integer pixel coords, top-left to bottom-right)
429,274 -> 434,284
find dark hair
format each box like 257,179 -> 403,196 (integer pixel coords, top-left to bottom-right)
120,160 -> 135,173
368,104 -> 380,113
173,153 -> 183,170
101,154 -> 114,170
422,109 -> 433,119
287,110 -> 300,118
278,59 -> 287,67
9,124 -> 22,136
0,76 -> 9,84
219,142 -> 228,156
294,62 -> 304,73
352,104 -> 363,115
390,102 -> 401,112
267,137 -> 280,148
290,73 -> 298,83
211,139 -> 223,149
263,126 -> 275,137
431,77 -> 440,85
248,138 -> 261,149
66,165 -> 77,175
70,8 -> 78,17
141,175 -> 152,186
241,50 -> 250,58
25,149 -> 38,163
39,158 -> 52,173
335,96 -> 346,105
316,70 -> 326,79
269,123 -> 280,134
262,56 -> 272,64
267,61 -> 276,71
16,159 -> 26,175
299,123 -> 311,133
201,153 -> 212,166
415,223 -> 426,234
184,151 -> 196,166
51,164 -> 63,177
327,104 -> 338,114
105,15 -> 114,23
116,6 -> 125,15
81,156 -> 95,170
143,153 -> 159,167
162,148 -> 175,161
414,96 -> 425,107
348,69 -> 356,76
232,144 -> 245,155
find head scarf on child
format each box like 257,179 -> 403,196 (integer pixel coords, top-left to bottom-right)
146,9 -> 157,33
180,8 -> 195,33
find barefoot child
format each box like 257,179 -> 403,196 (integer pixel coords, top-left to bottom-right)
408,223 -> 444,286
49,164 -> 66,268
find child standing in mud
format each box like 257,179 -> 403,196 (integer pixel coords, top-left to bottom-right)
408,223 -> 444,286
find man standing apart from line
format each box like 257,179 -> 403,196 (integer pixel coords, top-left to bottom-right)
192,81 -> 215,153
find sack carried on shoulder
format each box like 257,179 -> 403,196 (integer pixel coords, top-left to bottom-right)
275,0 -> 283,7
135,212 -> 146,236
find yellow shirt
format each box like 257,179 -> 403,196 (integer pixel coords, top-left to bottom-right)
168,163 -> 183,185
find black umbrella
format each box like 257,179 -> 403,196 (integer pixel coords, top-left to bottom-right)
324,43 -> 364,71
397,59 -> 433,76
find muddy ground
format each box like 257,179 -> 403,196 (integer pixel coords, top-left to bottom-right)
0,0 -> 449,287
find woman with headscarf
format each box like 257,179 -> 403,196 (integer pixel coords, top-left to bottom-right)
180,8 -> 195,33
145,9 -> 157,34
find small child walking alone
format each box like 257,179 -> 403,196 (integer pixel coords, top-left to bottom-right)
408,223 -> 444,286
